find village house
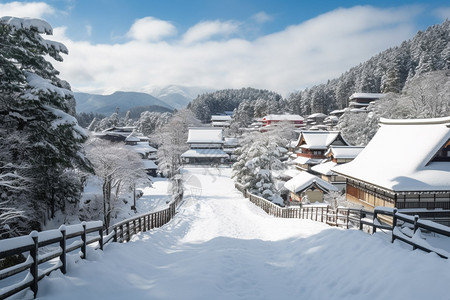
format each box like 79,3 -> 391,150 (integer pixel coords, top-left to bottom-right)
181,127 -> 229,165
348,93 -> 385,110
284,172 -> 338,204
261,114 -> 304,127
211,115 -> 232,128
310,146 -> 364,190
290,131 -> 350,171
305,113 -> 327,127
333,117 -> 450,225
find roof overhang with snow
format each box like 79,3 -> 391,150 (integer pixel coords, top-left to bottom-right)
181,149 -> 229,158
333,117 -> 450,193
284,172 -> 338,194
187,127 -> 224,144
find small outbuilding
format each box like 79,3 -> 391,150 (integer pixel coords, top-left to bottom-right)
284,172 -> 338,204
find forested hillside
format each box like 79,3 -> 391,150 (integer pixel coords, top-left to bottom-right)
187,87 -> 282,123
285,20 -> 450,115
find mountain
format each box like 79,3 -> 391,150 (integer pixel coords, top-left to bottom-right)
74,91 -> 173,116
145,85 -> 215,109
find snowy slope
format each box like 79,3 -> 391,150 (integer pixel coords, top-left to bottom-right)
32,168 -> 450,300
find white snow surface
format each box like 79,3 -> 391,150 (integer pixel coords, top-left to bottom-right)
31,168 -> 450,299
187,127 -> 224,144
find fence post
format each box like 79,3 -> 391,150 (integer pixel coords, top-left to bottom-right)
346,208 -> 350,229
81,222 -> 87,259
373,211 -> 377,234
413,215 -> 419,250
30,231 -> 39,298
391,208 -> 398,243
98,226 -> 104,251
127,222 -> 131,242
359,209 -> 363,230
59,225 -> 67,274
114,226 -> 118,243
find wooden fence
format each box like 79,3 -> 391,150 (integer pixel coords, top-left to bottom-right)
235,183 -> 450,259
0,192 -> 183,299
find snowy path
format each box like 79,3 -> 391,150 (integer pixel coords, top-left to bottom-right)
35,168 -> 450,300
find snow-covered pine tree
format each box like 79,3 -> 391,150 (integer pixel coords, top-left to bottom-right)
232,124 -> 291,204
0,17 -> 92,233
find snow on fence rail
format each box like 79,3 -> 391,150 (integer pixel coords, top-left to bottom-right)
0,192 -> 183,299
235,183 -> 450,259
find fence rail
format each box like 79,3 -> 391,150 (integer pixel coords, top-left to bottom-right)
235,183 -> 450,259
0,192 -> 183,299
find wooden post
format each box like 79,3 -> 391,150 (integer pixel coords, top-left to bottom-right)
373,211 -> 377,234
120,224 -> 124,242
127,222 -> 131,242
391,208 -> 398,243
346,208 -> 350,229
98,226 -> 104,251
114,226 -> 118,243
81,222 -> 87,259
59,225 -> 67,274
359,209 -> 363,231
30,231 -> 39,298
413,215 -> 419,250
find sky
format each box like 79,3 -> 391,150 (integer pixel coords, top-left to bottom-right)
1,1 -> 449,96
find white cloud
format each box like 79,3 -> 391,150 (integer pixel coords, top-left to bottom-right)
434,7 -> 450,20
0,1 -> 56,18
52,6 -> 423,96
126,17 -> 176,42
251,11 -> 273,24
182,20 -> 240,44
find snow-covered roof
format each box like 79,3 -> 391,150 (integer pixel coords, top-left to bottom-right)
181,149 -> 229,158
299,131 -> 347,150
329,109 -> 347,115
307,113 -> 327,119
142,160 -> 157,169
349,93 -> 385,100
262,114 -> 304,121
125,134 -> 141,142
333,117 -> 450,192
211,121 -> 231,127
224,137 -> 239,146
284,172 -> 338,193
326,146 -> 364,159
293,156 -> 323,165
281,168 -> 302,179
211,115 -> 232,121
187,127 -> 223,144
311,161 -> 337,176
126,142 -> 157,156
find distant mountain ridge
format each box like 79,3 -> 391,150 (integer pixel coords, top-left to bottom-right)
75,91 -> 173,116
145,85 -> 215,109
75,86 -> 214,115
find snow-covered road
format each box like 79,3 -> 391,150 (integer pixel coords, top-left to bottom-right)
34,167 -> 450,300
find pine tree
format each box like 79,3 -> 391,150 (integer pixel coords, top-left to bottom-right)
0,17 -> 92,232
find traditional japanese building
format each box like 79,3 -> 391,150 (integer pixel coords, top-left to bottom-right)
333,117 -> 450,224
311,146 -> 364,190
348,93 -> 385,109
284,172 -> 338,204
181,127 -> 229,165
291,131 -> 350,171
261,114 -> 304,127
211,115 -> 232,128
